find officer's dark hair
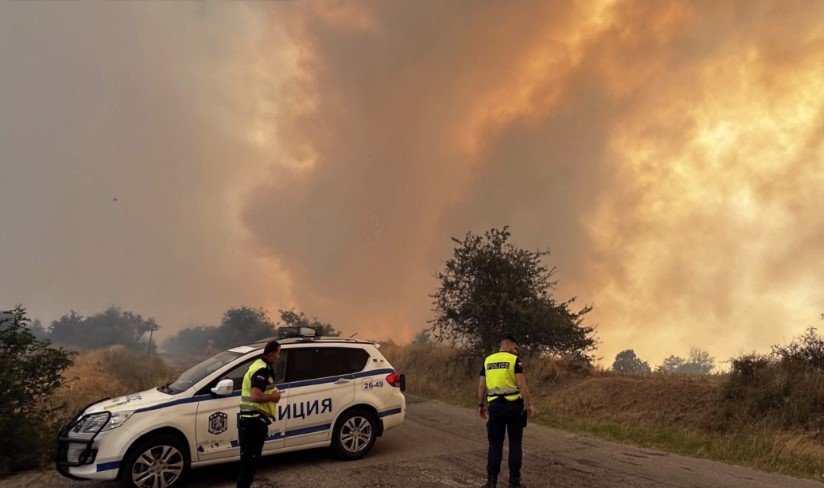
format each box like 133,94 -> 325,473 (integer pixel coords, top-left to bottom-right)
501,335 -> 518,345
263,340 -> 281,355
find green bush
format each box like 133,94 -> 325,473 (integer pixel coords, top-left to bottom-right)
722,328 -> 824,432
0,307 -> 74,477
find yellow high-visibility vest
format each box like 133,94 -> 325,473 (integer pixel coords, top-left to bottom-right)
483,351 -> 522,402
240,358 -> 278,419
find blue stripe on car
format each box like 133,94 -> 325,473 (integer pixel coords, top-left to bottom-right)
230,422 -> 333,447
134,368 -> 397,414
378,408 -> 402,418
96,460 -> 120,472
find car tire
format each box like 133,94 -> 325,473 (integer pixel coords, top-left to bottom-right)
121,434 -> 189,488
331,408 -> 377,460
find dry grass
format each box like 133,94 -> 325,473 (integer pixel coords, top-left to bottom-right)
55,346 -> 177,419
384,344 -> 824,481
545,374 -> 719,428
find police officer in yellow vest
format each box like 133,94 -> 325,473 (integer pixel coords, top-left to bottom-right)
237,340 -> 282,488
478,336 -> 536,488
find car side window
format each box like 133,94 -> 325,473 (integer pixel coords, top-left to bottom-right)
219,359 -> 256,391
273,356 -> 286,384
201,355 -> 287,393
285,348 -> 369,382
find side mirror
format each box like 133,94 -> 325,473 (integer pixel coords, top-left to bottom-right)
211,379 -> 234,396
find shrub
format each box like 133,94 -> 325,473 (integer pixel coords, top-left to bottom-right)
0,307 -> 74,476
772,327 -> 824,370
721,328 -> 824,432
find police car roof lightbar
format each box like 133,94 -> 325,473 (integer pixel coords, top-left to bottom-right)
276,326 -> 317,339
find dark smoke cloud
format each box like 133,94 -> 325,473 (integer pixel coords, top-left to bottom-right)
3,1 -> 822,365
244,0 -> 824,363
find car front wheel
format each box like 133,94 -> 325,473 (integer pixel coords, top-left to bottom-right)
332,408 -> 377,460
121,434 -> 188,488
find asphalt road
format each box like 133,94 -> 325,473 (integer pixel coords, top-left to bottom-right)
2,396 -> 820,487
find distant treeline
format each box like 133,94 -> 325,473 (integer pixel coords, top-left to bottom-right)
611,347 -> 716,375
28,306 -> 159,351
162,308 -> 339,354
25,305 -> 338,353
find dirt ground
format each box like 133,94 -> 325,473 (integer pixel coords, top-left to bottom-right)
1,396 -> 819,487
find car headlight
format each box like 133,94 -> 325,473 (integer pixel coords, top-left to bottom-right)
69,411 -> 133,440
103,411 -> 133,431
69,413 -> 109,440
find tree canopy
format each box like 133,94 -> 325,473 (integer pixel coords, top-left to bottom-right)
217,307 -> 276,348
656,347 -> 715,375
163,306 -> 276,354
430,227 -> 596,360
612,349 -> 651,374
412,328 -> 433,346
277,309 -> 340,337
162,307 -> 338,354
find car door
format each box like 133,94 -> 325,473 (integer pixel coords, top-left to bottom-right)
194,354 -> 287,461
281,347 -> 365,447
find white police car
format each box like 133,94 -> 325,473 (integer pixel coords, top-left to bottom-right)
57,334 -> 406,487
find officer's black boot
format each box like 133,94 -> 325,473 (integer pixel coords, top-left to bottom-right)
486,475 -> 497,488
508,476 -> 521,487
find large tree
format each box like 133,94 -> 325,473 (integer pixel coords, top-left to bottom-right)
430,227 -> 595,359
213,307 -> 276,348
0,307 -> 74,475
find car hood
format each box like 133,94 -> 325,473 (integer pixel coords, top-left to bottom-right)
84,388 -> 178,415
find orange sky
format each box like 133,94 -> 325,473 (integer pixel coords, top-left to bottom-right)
2,1 -> 823,367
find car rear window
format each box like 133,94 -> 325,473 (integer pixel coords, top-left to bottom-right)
286,347 -> 369,382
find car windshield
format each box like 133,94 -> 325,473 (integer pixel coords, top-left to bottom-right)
166,351 -> 243,394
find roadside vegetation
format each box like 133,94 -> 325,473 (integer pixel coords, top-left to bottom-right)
384,326 -> 824,481
1,307 -> 178,477
398,228 -> 824,481
0,308 -> 74,477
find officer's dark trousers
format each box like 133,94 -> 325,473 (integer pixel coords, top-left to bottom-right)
487,400 -> 524,481
237,415 -> 268,488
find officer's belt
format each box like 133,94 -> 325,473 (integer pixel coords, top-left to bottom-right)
487,386 -> 520,396
239,412 -> 272,425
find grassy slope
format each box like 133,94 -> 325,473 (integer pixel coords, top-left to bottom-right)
383,344 -> 824,481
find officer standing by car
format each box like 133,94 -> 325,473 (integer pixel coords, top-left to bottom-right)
478,336 -> 536,488
237,340 -> 282,488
